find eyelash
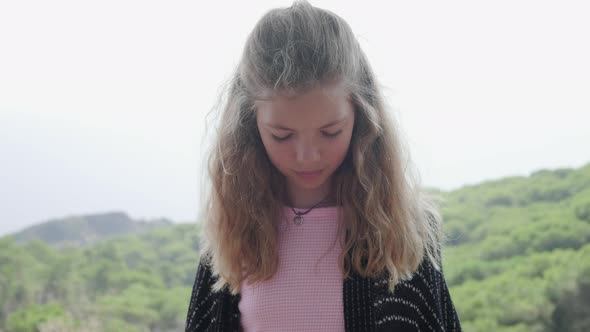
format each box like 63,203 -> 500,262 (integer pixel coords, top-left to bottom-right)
272,130 -> 342,142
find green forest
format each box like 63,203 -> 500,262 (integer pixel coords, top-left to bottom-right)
1,163 -> 589,332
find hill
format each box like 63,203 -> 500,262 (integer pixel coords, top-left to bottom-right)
440,163 -> 590,331
9,211 -> 173,248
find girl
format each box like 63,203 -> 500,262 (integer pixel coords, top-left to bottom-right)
185,1 -> 461,331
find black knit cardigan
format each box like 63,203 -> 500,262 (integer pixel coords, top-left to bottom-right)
184,254 -> 462,332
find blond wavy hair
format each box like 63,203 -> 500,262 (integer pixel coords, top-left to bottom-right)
198,0 -> 445,295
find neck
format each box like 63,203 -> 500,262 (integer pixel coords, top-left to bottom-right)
284,177 -> 336,209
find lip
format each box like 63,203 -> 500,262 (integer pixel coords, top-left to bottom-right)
296,169 -> 323,175
295,169 -> 323,180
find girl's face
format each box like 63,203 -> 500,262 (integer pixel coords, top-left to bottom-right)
255,82 -> 355,206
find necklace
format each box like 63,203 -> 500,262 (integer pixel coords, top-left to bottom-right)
290,194 -> 330,226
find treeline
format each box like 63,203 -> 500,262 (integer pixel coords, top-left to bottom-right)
1,163 -> 589,331
443,164 -> 590,331
0,224 -> 202,332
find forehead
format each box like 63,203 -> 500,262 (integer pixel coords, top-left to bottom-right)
254,83 -> 353,127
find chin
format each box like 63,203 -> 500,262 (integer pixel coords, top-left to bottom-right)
292,176 -> 327,190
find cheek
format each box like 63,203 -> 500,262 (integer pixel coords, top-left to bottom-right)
325,136 -> 352,166
261,138 -> 292,169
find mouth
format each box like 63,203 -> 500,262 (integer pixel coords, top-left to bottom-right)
294,169 -> 324,179
296,169 -> 323,175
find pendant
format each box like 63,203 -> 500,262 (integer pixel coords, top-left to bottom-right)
293,215 -> 304,225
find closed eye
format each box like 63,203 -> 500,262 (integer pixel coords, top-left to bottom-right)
322,130 -> 342,138
271,130 -> 342,142
271,134 -> 292,142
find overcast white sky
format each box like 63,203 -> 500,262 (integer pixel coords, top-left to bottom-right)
1,0 -> 589,236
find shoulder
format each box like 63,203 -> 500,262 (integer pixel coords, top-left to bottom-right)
184,256 -> 239,332
184,257 -> 218,331
372,257 -> 462,332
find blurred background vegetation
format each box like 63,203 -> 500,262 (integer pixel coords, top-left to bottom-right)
1,162 -> 589,332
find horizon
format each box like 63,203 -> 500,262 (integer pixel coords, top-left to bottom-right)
2,159 -> 588,238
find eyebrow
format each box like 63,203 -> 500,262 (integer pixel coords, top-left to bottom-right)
265,118 -> 346,131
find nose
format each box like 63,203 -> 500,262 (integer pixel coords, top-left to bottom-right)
295,138 -> 320,163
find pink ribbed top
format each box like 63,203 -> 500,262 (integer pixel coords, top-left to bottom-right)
239,205 -> 345,331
